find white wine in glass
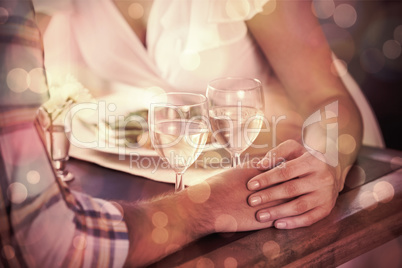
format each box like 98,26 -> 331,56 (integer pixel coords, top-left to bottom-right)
207,77 -> 265,167
149,93 -> 209,192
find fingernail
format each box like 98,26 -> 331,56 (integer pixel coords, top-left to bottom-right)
258,212 -> 271,222
248,181 -> 260,190
276,222 -> 286,229
249,196 -> 262,206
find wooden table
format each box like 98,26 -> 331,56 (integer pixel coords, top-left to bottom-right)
68,146 -> 402,267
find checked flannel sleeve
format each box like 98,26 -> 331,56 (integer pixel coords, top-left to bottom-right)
0,1 -> 129,267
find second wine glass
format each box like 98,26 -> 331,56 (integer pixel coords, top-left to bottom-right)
149,93 -> 209,192
207,77 -> 265,167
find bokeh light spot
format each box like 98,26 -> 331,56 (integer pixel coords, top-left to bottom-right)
330,59 -> 348,77
312,0 -> 335,19
180,52 -> 201,71
7,68 -> 29,93
152,227 -> 169,244
28,68 -> 48,93
237,90 -> 245,99
187,181 -> 211,204
128,3 -> 144,19
338,134 -> 356,155
262,240 -> 281,259
0,7 -> 9,24
359,191 -> 378,211
360,48 -> 385,74
101,201 -> 124,226
108,103 -> 117,112
214,214 -> 238,233
394,25 -> 402,44
333,4 -> 357,28
73,235 -> 87,250
7,183 -> 28,204
26,170 -> 40,184
224,257 -> 238,268
373,181 -> 395,203
196,257 -> 215,268
152,211 -> 168,228
2,245 -> 15,260
382,40 -> 401,60
344,165 -> 366,188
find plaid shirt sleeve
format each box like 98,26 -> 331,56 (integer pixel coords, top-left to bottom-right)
0,1 -> 129,267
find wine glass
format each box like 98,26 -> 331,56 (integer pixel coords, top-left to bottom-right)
206,77 -> 265,167
149,93 -> 209,192
37,107 -> 75,182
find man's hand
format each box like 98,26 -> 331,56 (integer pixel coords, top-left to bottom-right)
122,166 -> 280,267
247,140 -> 341,229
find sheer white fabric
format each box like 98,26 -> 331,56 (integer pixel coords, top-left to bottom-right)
32,0 -> 384,147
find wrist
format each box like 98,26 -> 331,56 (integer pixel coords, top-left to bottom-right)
174,187 -> 215,239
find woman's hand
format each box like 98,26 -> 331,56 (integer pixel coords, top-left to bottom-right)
247,140 -> 342,229
190,167 -> 283,234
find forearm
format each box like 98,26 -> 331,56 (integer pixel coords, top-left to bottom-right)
118,167 -> 274,267
302,93 -> 363,191
119,190 -> 213,267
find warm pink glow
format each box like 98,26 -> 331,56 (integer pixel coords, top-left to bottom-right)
359,191 -> 378,211
214,214 -> 238,233
7,68 -> 29,93
152,211 -> 168,228
187,181 -> 211,204
128,3 -> 144,19
224,257 -> 238,268
152,227 -> 169,244
338,134 -> 357,155
26,170 -> 41,185
383,40 -> 401,60
333,4 -> 357,29
262,240 -> 281,259
312,0 -> 335,19
0,7 -> 8,24
344,165 -> 366,188
28,68 -> 48,93
373,181 -> 395,203
196,257 -> 215,268
394,25 -> 402,44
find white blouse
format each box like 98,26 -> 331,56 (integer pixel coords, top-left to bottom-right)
33,0 -> 270,94
33,0 -> 384,147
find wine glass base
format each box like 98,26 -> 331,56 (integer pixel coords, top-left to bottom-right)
58,171 -> 75,182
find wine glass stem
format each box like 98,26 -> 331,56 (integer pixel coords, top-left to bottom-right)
53,159 -> 67,174
231,152 -> 241,168
175,171 -> 185,192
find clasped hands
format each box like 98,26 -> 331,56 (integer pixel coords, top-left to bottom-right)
205,139 -> 342,232
249,139 -> 342,229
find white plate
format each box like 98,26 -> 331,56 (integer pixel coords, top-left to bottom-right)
70,91 -> 223,156
72,117 -> 222,156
